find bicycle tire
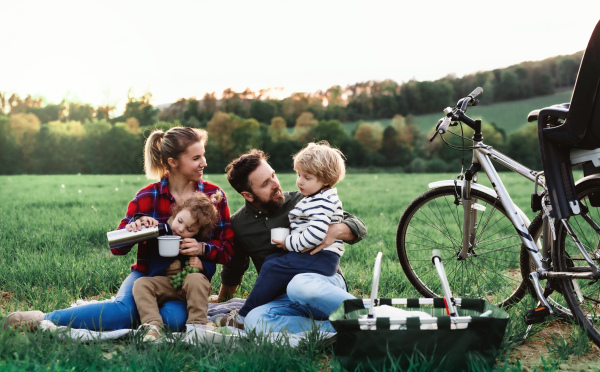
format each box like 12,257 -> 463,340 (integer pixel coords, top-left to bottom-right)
519,212 -> 574,318
397,186 -> 527,308
554,177 -> 600,346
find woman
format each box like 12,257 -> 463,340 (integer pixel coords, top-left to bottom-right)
5,127 -> 234,332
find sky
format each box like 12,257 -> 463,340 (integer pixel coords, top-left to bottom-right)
2,0 -> 600,112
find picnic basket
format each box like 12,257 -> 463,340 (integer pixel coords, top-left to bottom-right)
329,252 -> 510,371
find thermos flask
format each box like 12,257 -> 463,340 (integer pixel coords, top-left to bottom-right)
107,223 -> 172,249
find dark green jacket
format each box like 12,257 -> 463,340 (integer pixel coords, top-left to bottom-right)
221,191 -> 367,286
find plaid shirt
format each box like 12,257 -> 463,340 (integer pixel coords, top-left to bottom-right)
112,175 -> 234,274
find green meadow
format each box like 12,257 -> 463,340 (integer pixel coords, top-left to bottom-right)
0,173 -> 596,371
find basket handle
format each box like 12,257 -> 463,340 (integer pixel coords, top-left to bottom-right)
368,252 -> 383,318
431,249 -> 457,316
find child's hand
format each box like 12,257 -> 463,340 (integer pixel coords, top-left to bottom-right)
272,239 -> 285,249
125,216 -> 158,232
188,256 -> 204,271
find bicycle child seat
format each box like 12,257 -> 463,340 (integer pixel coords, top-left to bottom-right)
535,19 -> 600,220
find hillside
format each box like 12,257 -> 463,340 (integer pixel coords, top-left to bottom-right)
342,89 -> 573,136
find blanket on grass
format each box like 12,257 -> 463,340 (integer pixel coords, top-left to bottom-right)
39,298 -> 335,347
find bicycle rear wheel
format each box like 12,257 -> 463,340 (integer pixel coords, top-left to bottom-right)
554,178 -> 600,346
397,186 -> 527,308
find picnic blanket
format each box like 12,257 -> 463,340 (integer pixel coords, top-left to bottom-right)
39,298 -> 335,347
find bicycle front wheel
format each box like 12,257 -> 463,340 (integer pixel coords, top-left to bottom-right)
554,177 -> 600,346
397,186 -> 527,308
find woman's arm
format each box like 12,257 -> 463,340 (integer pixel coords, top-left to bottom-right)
188,186 -> 235,265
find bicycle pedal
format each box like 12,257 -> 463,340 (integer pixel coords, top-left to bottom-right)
524,306 -> 551,325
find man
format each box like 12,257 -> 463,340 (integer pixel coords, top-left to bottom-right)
218,149 -> 367,333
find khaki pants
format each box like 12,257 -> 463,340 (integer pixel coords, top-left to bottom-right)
133,273 -> 211,326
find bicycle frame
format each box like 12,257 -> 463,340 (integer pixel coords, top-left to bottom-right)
458,141 -> 547,273
456,137 -> 600,311
455,140 -> 557,310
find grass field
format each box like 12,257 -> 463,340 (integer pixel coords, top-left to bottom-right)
0,173 -> 597,371
343,89 -> 574,136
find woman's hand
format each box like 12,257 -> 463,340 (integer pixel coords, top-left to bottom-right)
188,256 -> 204,271
125,216 -> 158,232
180,238 -> 205,256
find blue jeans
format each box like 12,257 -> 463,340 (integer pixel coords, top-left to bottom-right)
238,251 -> 339,317
44,270 -> 187,331
244,272 -> 354,333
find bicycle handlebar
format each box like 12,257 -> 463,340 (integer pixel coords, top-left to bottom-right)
429,87 -> 483,142
468,87 -> 483,100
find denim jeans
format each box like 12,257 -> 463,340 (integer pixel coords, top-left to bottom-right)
238,251 -> 339,317
244,272 -> 354,333
44,270 -> 187,331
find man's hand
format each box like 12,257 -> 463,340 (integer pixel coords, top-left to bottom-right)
217,284 -> 239,302
301,223 -> 355,255
272,239 -> 285,249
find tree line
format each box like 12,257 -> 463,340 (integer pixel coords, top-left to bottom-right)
0,52 -> 581,175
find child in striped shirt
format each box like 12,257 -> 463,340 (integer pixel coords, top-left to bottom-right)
233,141 -> 346,327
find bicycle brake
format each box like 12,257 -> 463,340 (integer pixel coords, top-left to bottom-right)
453,179 -> 461,206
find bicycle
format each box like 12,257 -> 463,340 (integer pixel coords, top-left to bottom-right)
396,86 -> 540,310
396,81 -> 600,346
397,19 -> 600,345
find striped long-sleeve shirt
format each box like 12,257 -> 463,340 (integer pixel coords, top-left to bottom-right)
284,188 -> 344,256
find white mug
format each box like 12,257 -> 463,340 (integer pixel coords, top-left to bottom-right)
157,236 -> 182,257
271,228 -> 290,244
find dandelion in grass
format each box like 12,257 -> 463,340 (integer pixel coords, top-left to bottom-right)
61,184 -> 65,188
78,190 -> 82,194
115,187 -> 119,191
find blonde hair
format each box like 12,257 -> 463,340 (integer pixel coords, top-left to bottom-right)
144,127 -> 208,180
293,141 -> 346,186
170,192 -> 221,238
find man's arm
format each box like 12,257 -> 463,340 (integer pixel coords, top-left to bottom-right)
303,211 -> 367,255
218,241 -> 250,301
339,211 -> 367,244
217,283 -> 239,301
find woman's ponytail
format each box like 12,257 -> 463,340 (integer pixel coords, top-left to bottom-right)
144,130 -> 166,180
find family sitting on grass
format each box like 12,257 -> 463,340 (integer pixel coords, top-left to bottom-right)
4,126 -> 367,340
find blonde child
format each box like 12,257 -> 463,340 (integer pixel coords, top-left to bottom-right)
224,141 -> 345,328
132,192 -> 221,341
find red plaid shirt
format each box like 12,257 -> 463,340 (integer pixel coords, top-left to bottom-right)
112,175 -> 234,274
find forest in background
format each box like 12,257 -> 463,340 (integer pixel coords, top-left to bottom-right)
0,51 -> 582,175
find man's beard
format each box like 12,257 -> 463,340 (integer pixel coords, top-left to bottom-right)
253,189 -> 285,214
